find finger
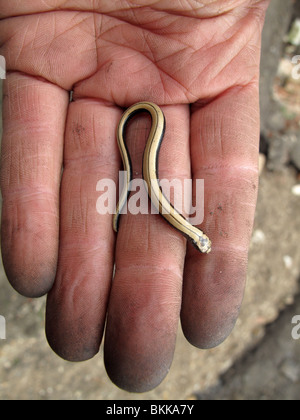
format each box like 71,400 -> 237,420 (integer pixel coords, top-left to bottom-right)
181,84 -> 260,349
46,100 -> 122,362
104,105 -> 190,392
0,73 -> 68,297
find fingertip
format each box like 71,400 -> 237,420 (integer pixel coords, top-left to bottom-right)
45,269 -> 109,363
2,253 -> 56,298
45,332 -> 99,363
1,207 -> 59,298
181,309 -> 239,350
45,308 -> 101,363
104,287 -> 178,393
181,249 -> 247,351
104,346 -> 171,394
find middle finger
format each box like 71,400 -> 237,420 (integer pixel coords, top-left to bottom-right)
104,104 -> 190,393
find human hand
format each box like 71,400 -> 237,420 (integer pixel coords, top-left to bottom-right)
0,0 -> 270,392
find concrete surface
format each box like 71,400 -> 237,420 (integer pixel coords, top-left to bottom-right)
0,0 -> 300,400
260,0 -> 300,171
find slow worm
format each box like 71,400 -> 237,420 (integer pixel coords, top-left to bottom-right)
113,102 -> 211,254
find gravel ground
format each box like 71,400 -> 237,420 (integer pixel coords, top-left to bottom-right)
0,0 -> 300,400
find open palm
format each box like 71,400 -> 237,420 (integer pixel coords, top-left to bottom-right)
0,0 -> 269,392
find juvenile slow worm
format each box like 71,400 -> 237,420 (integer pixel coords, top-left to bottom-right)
113,102 -> 212,254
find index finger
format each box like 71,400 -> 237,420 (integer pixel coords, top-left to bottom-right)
181,84 -> 260,348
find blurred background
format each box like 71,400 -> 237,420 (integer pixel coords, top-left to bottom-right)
0,0 -> 300,400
